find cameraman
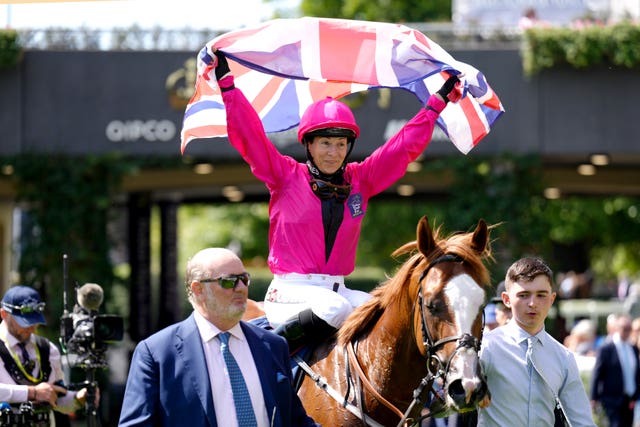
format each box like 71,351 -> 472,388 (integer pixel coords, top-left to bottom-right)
0,285 -> 90,421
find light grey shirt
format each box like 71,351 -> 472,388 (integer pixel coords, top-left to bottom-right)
478,320 -> 595,427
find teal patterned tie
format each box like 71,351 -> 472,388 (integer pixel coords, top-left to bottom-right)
218,332 -> 257,427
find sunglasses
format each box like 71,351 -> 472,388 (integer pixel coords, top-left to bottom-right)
2,301 -> 46,315
309,179 -> 351,202
199,273 -> 251,290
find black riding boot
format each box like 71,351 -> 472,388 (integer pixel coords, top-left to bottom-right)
274,308 -> 337,354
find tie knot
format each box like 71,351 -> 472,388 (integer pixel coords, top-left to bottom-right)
218,332 -> 231,346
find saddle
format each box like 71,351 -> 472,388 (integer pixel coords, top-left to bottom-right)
248,316 -> 315,390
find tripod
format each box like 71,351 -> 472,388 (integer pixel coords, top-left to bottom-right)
70,353 -> 106,427
72,368 -> 100,427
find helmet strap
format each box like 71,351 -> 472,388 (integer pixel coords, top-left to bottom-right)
345,138 -> 355,159
306,159 -> 346,184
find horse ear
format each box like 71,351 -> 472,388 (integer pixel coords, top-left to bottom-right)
470,219 -> 489,253
417,215 -> 436,255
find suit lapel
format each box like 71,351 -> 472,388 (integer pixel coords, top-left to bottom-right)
242,323 -> 279,426
176,314 -> 217,427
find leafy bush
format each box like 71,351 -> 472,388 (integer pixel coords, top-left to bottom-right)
0,30 -> 21,70
522,21 -> 640,75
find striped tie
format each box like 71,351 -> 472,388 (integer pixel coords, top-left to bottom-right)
218,332 -> 257,427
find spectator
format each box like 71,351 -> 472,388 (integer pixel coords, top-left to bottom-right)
494,300 -> 512,327
594,313 -> 621,350
564,318 -> 597,356
625,283 -> 640,319
518,7 -> 550,30
559,271 -> 577,299
619,272 -> 632,301
631,317 -> 640,350
591,313 -> 640,427
483,303 -> 498,332
631,317 -> 640,427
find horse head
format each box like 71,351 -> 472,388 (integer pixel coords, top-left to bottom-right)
413,215 -> 492,415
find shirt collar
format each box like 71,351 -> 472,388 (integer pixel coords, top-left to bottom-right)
613,333 -> 629,347
192,311 -> 245,343
504,318 -> 546,346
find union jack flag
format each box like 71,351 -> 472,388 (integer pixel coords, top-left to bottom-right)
181,17 -> 504,154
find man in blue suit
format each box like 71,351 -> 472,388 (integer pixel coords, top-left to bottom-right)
119,247 -> 318,427
591,313 -> 640,427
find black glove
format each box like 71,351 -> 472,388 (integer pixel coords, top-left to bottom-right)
214,50 -> 231,81
436,75 -> 460,103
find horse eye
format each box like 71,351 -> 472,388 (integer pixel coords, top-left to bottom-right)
426,301 -> 442,315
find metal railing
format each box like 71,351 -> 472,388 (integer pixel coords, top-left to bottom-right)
14,22 -> 524,52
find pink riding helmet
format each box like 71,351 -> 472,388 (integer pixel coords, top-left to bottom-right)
297,97 -> 360,143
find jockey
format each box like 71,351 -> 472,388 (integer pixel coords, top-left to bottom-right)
213,49 -> 462,352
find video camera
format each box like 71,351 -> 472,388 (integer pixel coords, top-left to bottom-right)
59,282 -> 124,370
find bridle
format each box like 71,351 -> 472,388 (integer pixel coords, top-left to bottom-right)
343,253 -> 484,427
416,254 -> 483,381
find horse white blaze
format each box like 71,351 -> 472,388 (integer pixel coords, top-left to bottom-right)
445,274 -> 485,335
445,274 -> 486,404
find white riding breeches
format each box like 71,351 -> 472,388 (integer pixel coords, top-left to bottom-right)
263,273 -> 372,328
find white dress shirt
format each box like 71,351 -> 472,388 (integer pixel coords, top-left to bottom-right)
193,311 -> 269,427
478,320 -> 595,427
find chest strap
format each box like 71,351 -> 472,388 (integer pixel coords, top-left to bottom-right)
0,336 -> 52,385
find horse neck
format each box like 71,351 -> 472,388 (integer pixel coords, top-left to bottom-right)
351,301 -> 428,403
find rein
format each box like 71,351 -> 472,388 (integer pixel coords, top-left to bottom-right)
346,341 -> 435,427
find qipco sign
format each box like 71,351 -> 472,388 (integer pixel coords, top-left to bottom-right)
106,120 -> 176,142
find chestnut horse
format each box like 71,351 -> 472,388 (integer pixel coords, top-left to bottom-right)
245,216 -> 493,426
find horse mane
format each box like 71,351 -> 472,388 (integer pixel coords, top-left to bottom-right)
337,223 -> 492,347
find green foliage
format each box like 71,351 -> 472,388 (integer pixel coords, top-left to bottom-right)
545,197 -> 640,281
359,199 -> 447,273
0,30 -> 22,70
522,22 -> 640,75
177,203 -> 270,275
300,0 -> 451,23
426,154 -> 550,275
0,154 -> 188,335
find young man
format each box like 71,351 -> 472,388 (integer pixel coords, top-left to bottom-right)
478,257 -> 595,426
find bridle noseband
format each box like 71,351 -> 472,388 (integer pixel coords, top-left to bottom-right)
417,254 -> 482,379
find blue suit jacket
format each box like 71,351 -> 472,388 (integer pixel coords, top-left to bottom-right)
118,313 -> 318,427
590,339 -> 640,407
